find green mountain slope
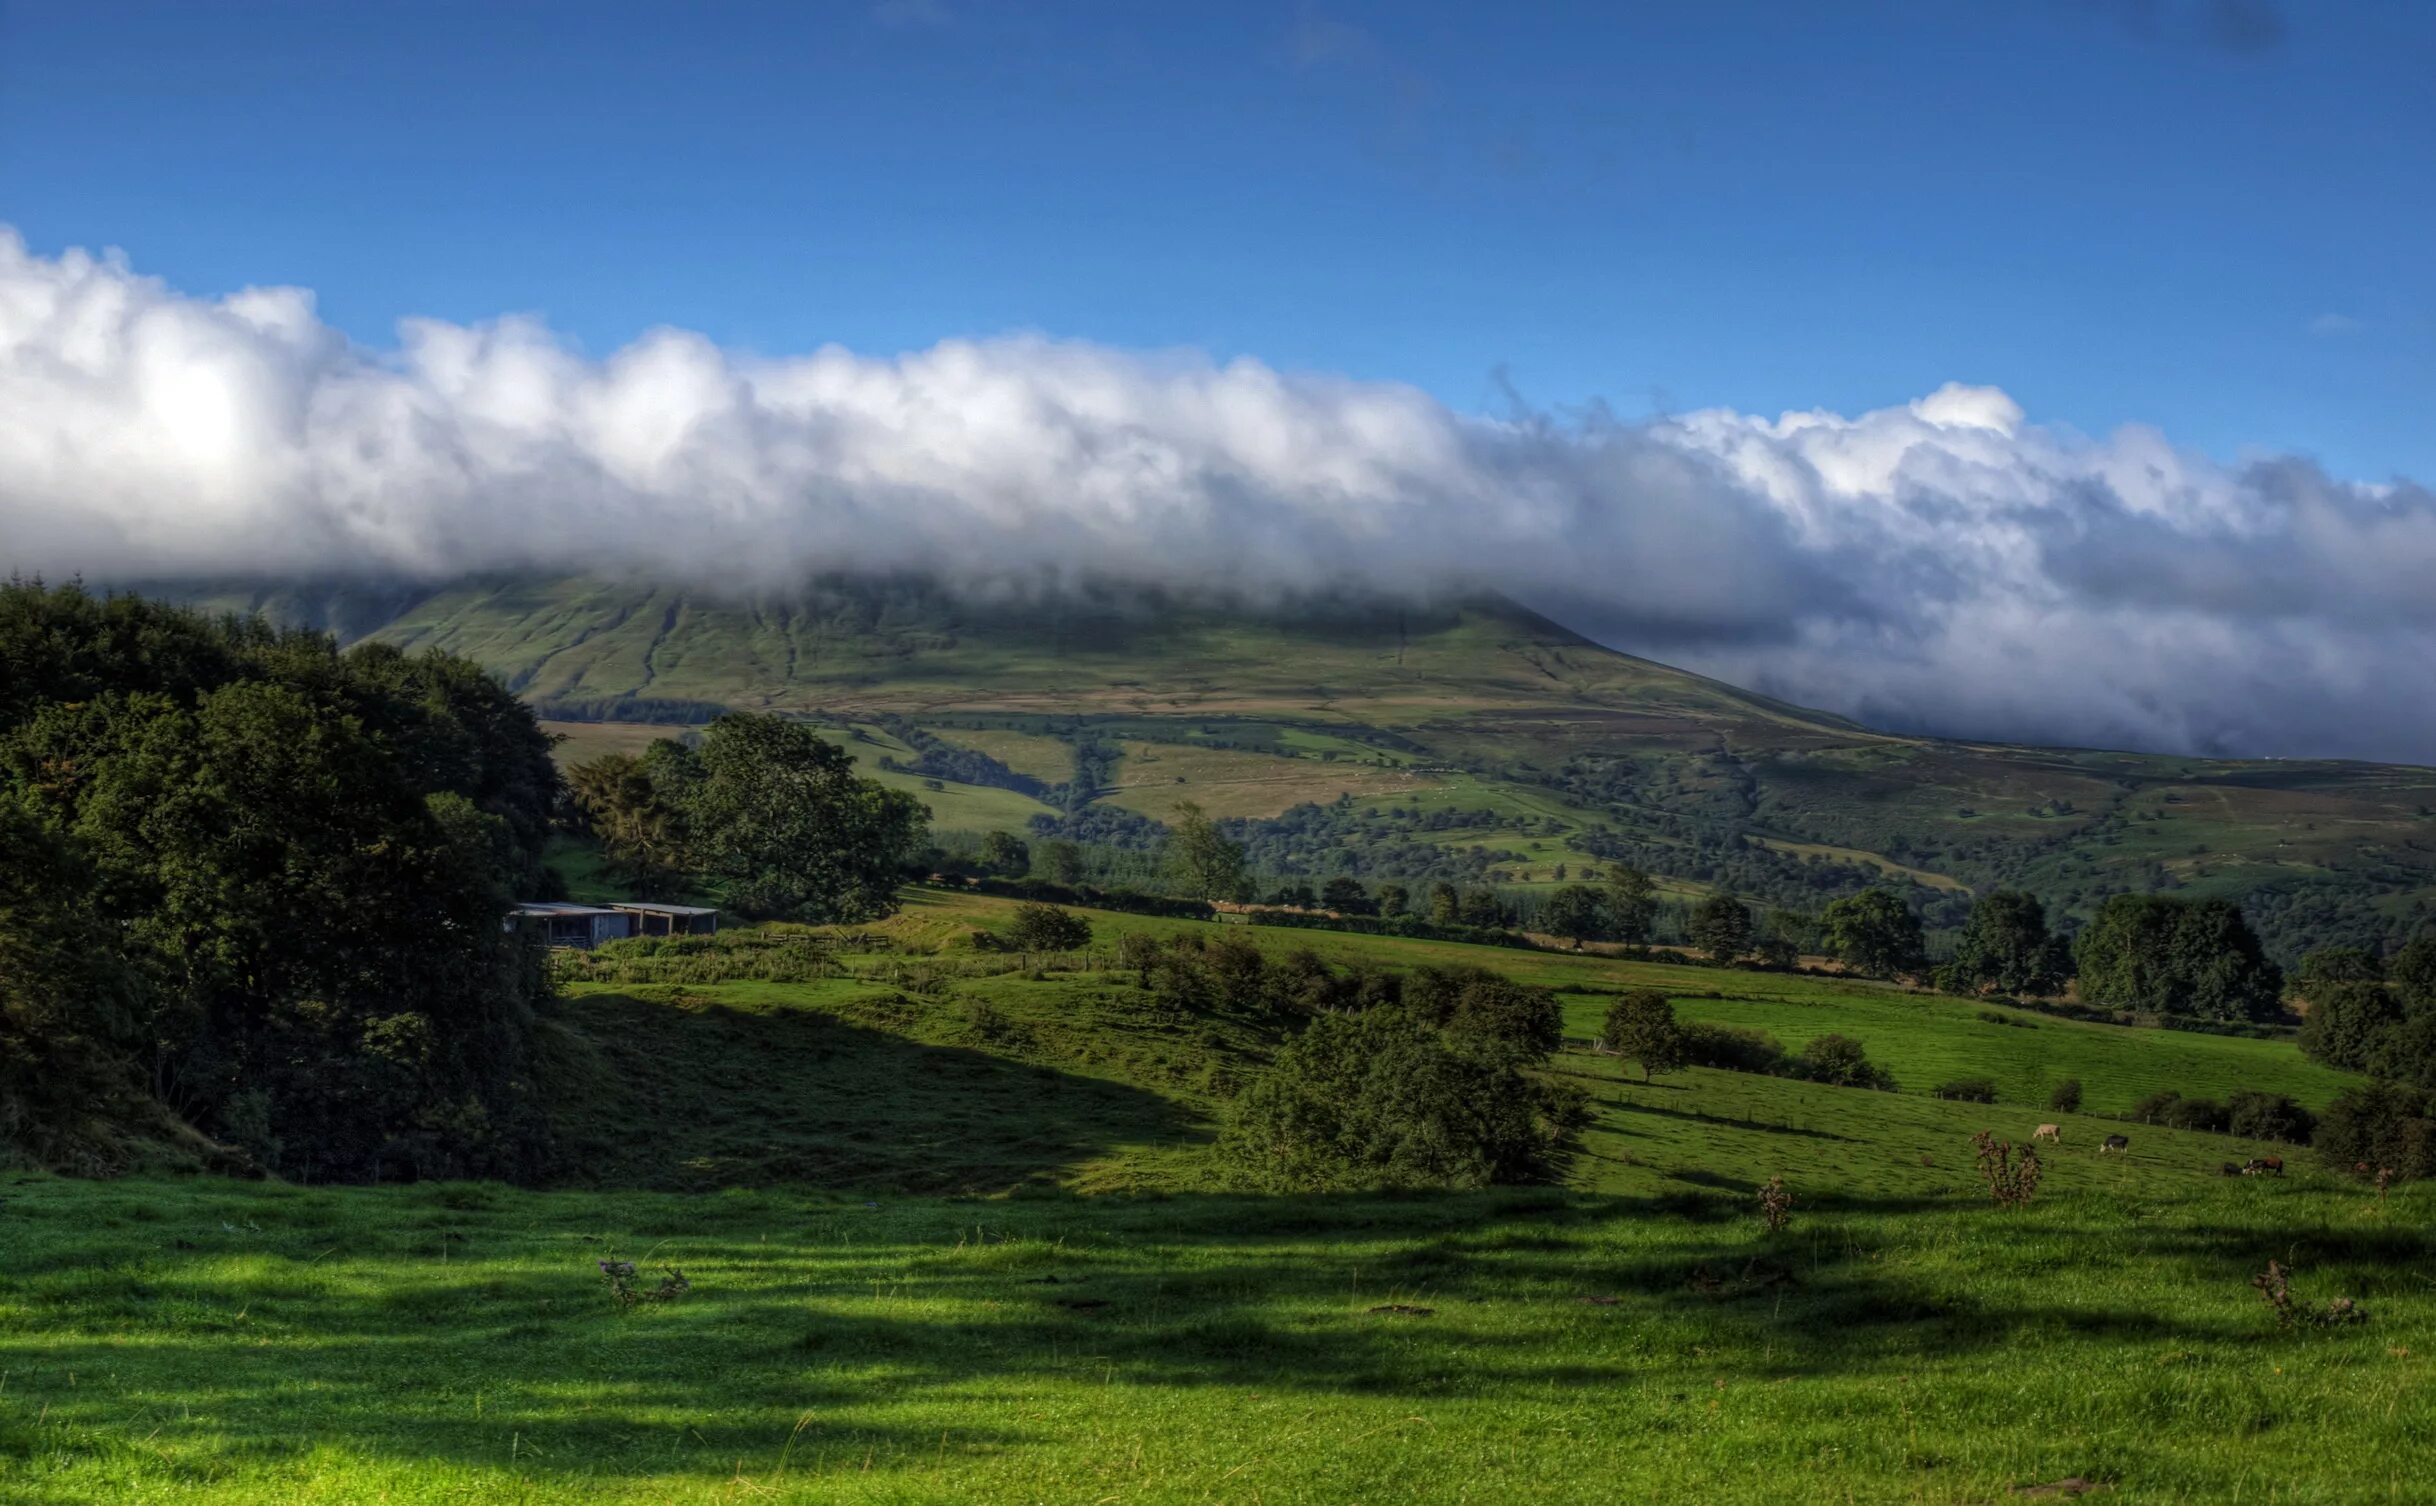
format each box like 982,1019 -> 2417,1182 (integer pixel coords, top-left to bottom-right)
175,573 -> 2436,957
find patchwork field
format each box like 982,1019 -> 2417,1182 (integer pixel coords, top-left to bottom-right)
184,572 -> 2436,959
1100,739 -> 1438,821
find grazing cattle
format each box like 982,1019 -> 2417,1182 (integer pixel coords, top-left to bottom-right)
2100,1134 -> 2130,1154
2033,1124 -> 2062,1143
2244,1155 -> 2285,1177
2220,1162 -> 2243,1176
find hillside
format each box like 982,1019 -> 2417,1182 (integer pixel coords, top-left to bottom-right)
169,573 -> 2436,957
7,891 -> 2425,1504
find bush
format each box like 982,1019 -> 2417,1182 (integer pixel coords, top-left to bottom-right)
2313,1084 -> 2436,1181
2128,1089 -> 2184,1125
1005,902 -> 1092,952
1676,1022 -> 1788,1075
2049,1078 -> 2083,1114
1404,967 -> 1563,1065
2227,1090 -> 2316,1145
1599,989 -> 1686,1082
1789,1034 -> 1896,1091
1220,1008 -> 1580,1191
1933,1077 -> 1999,1103
2161,1097 -> 2231,1134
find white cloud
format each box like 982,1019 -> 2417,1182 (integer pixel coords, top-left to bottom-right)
2,229 -> 2432,762
2307,312 -> 2363,336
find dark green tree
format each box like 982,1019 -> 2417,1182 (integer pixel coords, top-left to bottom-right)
980,830 -> 1032,877
1219,1007 -> 1578,1192
1540,884 -> 1607,945
1690,894 -> 1755,963
674,714 -> 928,922
2073,895 -> 2284,1022
1162,801 -> 1248,902
1600,988 -> 1685,1082
1944,890 -> 2069,996
1605,864 -> 1658,944
1320,875 -> 1373,915
1006,901 -> 1091,951
1820,889 -> 1926,980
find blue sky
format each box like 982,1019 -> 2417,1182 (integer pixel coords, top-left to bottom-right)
3,0 -> 2430,481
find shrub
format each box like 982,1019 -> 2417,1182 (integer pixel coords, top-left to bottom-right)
2128,1089 -> 2184,1125
1406,966 -> 1563,1066
1676,1022 -> 1788,1075
2159,1096 -> 2231,1134
1971,1130 -> 2043,1209
1599,989 -> 1686,1081
2226,1089 -> 2316,1145
2049,1078 -> 2083,1114
2314,1084 -> 2436,1181
1220,1008 -> 1578,1191
1757,1175 -> 1794,1234
1005,902 -> 1092,953
1933,1077 -> 1999,1104
1790,1034 -> 1896,1091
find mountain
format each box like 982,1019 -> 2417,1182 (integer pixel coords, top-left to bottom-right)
166,573 -> 2436,959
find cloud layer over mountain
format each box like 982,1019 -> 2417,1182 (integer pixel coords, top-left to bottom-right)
3,231 -> 2431,761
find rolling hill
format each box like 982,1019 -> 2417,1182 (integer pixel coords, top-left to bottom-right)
169,572 -> 2436,958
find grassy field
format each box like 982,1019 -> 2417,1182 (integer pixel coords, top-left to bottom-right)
1100,739 -> 1439,821
6,1176 -> 2426,1505
5,891 -> 2421,1503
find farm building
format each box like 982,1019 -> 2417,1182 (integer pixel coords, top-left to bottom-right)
612,902 -> 718,937
507,902 -> 634,949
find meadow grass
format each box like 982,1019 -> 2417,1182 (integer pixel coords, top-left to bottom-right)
3,891 -> 2417,1504
3,1176 -> 2426,1504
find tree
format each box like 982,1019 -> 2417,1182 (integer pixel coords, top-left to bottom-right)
675,714 -> 928,923
1792,1033 -> 1895,1090
1374,881 -> 1411,917
1219,1007 -> 1578,1192
1458,887 -> 1514,930
1690,894 -> 1754,963
0,582 -> 561,1181
1540,884 -> 1607,946
2049,1078 -> 2083,1113
979,830 -> 1032,877
1600,989 -> 1685,1082
2073,895 -> 2284,1022
1426,882 -> 1462,925
1820,889 -> 1927,981
1163,801 -> 1247,901
2299,981 -> 2405,1074
1040,838 -> 1086,886
566,749 -> 691,895
1605,864 -> 1658,944
1320,875 -> 1372,915
1945,890 -> 2069,996
1006,901 -> 1091,952
1403,968 -> 1563,1066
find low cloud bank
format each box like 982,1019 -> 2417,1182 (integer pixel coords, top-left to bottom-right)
3,231 -> 2431,761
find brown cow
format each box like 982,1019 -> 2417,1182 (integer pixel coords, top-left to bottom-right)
2244,1155 -> 2285,1176
2100,1134 -> 2130,1154
2033,1124 -> 2062,1143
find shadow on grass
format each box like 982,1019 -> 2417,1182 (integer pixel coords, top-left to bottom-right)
534,993 -> 1198,1193
10,1178 -> 2423,1496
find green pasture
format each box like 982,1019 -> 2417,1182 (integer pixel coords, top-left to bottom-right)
5,890 -> 2418,1504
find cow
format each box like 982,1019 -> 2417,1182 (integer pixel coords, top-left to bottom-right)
2244,1155 -> 2285,1177
2033,1124 -> 2062,1143
2220,1162 -> 2243,1176
2100,1134 -> 2130,1154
